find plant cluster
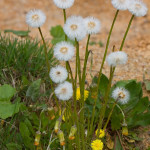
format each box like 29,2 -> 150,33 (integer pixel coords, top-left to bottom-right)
0,0 -> 150,150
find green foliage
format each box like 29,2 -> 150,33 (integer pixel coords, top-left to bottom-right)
0,84 -> 21,119
50,25 -> 74,45
0,84 -> 16,101
0,34 -> 58,87
4,29 -> 30,37
6,143 -> 22,150
26,79 -> 41,102
110,80 -> 150,130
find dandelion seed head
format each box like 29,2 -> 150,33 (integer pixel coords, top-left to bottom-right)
49,66 -> 68,83
54,41 -> 75,61
112,87 -> 130,104
53,0 -> 74,9
111,0 -> 130,10
106,51 -> 128,67
128,0 -> 148,17
84,17 -> 101,35
63,16 -> 87,41
55,81 -> 73,101
26,9 -> 46,28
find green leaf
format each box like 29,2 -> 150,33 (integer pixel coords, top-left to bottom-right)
24,118 -> 35,135
50,25 -> 74,45
4,29 -> 30,37
19,122 -> 34,149
6,143 -> 22,150
0,101 -> 21,119
111,108 -> 123,130
99,74 -> 109,96
19,122 -> 30,138
50,25 -> 65,38
127,111 -> 150,128
145,80 -> 150,91
0,84 -> 16,101
26,79 -> 41,102
41,112 -> 49,129
129,97 -> 149,115
92,74 -> 109,96
113,136 -> 123,150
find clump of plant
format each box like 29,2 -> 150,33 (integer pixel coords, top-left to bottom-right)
1,0 -> 150,149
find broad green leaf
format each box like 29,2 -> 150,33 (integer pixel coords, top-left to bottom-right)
0,84 -> 16,101
6,143 -> 22,150
0,101 -> 21,119
145,80 -> 150,91
4,29 -> 30,37
19,122 -> 30,138
50,25 -> 65,38
127,111 -> 150,128
50,25 -> 74,45
26,79 -> 41,102
92,74 -> 109,96
24,118 -> 35,135
129,97 -> 149,115
19,122 -> 34,149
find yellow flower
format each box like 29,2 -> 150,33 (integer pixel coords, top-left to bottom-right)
59,108 -> 70,121
91,139 -> 103,150
76,87 -> 89,101
95,129 -> 105,138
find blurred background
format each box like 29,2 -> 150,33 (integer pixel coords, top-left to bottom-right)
0,0 -> 150,82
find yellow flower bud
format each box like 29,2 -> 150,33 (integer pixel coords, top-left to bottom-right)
58,130 -> 65,146
122,126 -> 128,136
34,131 -> 41,146
54,119 -> 61,133
69,125 -> 77,140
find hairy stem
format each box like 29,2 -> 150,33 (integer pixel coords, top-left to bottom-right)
120,15 -> 134,51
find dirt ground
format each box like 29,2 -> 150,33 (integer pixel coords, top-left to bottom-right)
0,0 -> 150,149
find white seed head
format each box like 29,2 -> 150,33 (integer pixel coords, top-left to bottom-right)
84,17 -> 101,35
128,0 -> 148,17
26,9 -> 46,28
106,51 -> 128,67
111,0 -> 130,10
55,81 -> 73,101
63,16 -> 87,41
112,87 -> 130,104
54,41 -> 75,61
53,0 -> 74,9
49,66 -> 68,83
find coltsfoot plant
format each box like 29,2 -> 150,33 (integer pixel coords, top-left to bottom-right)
1,0 -> 150,150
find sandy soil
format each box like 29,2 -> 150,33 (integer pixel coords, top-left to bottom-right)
0,0 -> 150,148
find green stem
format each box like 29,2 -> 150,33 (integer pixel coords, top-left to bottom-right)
38,27 -> 50,72
75,39 -> 82,86
63,9 -> 68,41
120,15 -> 134,51
96,67 -> 115,137
75,39 -> 85,150
38,27 -> 59,109
88,10 -> 119,141
97,10 -> 119,91
103,100 -> 118,130
81,34 -> 91,102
